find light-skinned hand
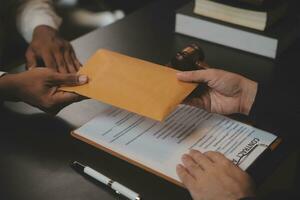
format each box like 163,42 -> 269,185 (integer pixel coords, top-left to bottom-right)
177,150 -> 256,200
177,68 -> 257,115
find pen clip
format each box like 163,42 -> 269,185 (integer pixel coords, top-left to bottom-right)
107,179 -> 114,188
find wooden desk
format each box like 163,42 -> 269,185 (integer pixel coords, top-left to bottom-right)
1,0 -> 298,199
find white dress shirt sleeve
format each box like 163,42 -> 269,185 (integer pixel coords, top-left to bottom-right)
16,0 -> 62,43
0,71 -> 7,77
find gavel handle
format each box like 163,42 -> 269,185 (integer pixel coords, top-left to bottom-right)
166,61 -> 210,71
195,60 -> 210,70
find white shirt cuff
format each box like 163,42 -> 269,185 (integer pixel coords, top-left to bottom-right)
17,0 -> 62,43
0,71 -> 7,77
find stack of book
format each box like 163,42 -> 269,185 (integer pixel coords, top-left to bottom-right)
175,0 -> 300,59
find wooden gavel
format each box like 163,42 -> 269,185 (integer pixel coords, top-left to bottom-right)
169,43 -> 210,71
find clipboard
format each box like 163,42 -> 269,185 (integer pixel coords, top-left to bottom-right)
70,105 -> 282,188
71,131 -> 184,187
246,138 -> 282,175
71,131 -> 282,187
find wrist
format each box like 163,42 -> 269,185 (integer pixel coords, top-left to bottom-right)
240,79 -> 258,116
33,25 -> 57,38
0,73 -> 22,101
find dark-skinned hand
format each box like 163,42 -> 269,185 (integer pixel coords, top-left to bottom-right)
26,25 -> 81,73
0,68 -> 88,114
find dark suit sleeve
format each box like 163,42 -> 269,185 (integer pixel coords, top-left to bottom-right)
248,82 -> 300,140
239,197 -> 257,200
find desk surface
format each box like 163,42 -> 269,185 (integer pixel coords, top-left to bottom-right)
1,0 -> 299,199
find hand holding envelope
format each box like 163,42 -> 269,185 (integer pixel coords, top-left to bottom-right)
61,49 -> 197,121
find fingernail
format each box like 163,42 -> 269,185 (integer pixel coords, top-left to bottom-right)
78,75 -> 88,84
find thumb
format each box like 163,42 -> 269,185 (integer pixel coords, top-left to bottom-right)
50,73 -> 88,86
53,91 -> 83,105
176,69 -> 216,83
47,91 -> 84,114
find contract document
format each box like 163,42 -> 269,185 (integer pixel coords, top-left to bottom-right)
72,104 -> 278,186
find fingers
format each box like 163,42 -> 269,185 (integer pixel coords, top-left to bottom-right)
183,98 -> 205,108
47,91 -> 84,114
204,151 -> 231,166
183,89 -> 212,112
49,73 -> 88,86
63,49 -> 76,73
70,48 -> 81,71
28,25 -> 80,73
177,70 -> 208,83
181,154 -> 203,178
189,149 -> 213,169
53,91 -> 82,105
29,49 -> 78,74
42,52 -> 57,71
53,50 -> 68,73
176,164 -> 196,189
25,48 -> 38,70
52,43 -> 79,73
203,151 -> 246,181
177,69 -> 218,84
179,151 -> 233,179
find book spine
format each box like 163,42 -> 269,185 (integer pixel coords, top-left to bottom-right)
175,13 -> 278,58
194,1 -> 267,31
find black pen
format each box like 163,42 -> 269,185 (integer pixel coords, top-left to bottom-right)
71,161 -> 141,200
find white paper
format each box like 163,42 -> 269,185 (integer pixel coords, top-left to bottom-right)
75,105 -> 277,183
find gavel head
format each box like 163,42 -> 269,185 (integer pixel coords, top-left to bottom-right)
170,43 -> 206,71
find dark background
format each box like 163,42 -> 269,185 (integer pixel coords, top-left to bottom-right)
1,0 -> 300,199
1,0 -> 152,69
2,0 -> 300,69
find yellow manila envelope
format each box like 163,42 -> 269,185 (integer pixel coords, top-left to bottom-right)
62,49 -> 197,121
